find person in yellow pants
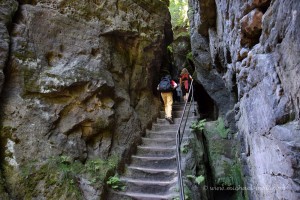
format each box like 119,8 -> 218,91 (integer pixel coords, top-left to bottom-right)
161,91 -> 174,124
157,75 -> 177,124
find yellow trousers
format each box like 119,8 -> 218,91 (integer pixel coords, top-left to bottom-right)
161,92 -> 173,118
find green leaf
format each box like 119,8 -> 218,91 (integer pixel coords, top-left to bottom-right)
186,175 -> 195,179
195,175 -> 205,185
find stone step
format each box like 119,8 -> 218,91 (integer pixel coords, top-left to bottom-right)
162,107 -> 185,112
159,110 -> 198,118
110,190 -> 177,200
146,130 -> 177,139
120,177 -> 177,195
136,146 -> 176,157
141,137 -> 176,147
151,123 -> 179,131
141,137 -> 193,147
172,104 -> 198,110
151,121 -> 196,131
173,102 -> 197,106
106,102 -> 199,199
131,155 -> 177,168
156,117 -> 199,125
125,166 -> 177,181
146,129 -> 193,139
162,103 -> 197,111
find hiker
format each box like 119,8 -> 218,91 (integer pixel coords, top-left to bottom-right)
179,68 -> 193,102
157,75 -> 177,124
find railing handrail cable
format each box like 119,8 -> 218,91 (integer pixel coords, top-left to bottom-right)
176,79 -> 195,200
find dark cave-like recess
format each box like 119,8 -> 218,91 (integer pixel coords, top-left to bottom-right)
193,82 -> 217,120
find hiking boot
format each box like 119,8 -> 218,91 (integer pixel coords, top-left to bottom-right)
166,117 -> 174,124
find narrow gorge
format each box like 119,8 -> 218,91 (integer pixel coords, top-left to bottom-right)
0,0 -> 299,200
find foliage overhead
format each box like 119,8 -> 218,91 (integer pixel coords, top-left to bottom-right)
169,0 -> 189,29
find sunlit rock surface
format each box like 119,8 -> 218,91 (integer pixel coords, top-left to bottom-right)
189,0 -> 300,199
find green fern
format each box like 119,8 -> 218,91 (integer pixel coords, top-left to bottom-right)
190,119 -> 206,132
107,175 -> 126,191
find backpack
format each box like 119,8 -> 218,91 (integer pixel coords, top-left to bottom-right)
158,76 -> 172,92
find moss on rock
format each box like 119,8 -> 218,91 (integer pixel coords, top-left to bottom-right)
2,155 -> 119,199
0,170 -> 9,199
204,121 -> 247,200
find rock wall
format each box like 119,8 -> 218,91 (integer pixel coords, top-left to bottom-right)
0,1 -> 18,198
170,32 -> 191,78
0,0 -> 172,198
173,37 -> 188,66
189,0 -> 235,117
189,0 -> 300,199
0,0 -> 18,95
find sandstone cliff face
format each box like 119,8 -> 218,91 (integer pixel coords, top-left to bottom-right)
189,0 -> 236,117
170,31 -> 191,78
0,0 -> 172,198
0,0 -> 18,95
189,0 -> 300,199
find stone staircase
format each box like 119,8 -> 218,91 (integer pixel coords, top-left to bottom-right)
107,102 -> 199,200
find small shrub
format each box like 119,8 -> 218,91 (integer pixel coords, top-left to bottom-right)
190,119 -> 206,132
85,154 -> 119,185
172,194 -> 190,200
167,45 -> 173,53
195,175 -> 205,185
106,175 -> 125,191
187,175 -> 205,185
186,51 -> 193,61
181,143 -> 189,154
216,118 -> 230,139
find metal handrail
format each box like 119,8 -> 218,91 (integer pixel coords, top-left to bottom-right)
176,79 -> 196,200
